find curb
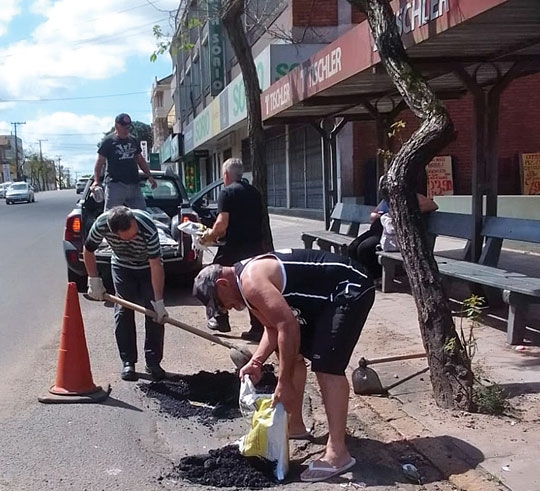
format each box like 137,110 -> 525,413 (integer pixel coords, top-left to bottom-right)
356,395 -> 512,491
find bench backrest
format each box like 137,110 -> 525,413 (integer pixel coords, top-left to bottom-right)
480,216 -> 540,266
329,203 -> 373,236
425,212 -> 476,240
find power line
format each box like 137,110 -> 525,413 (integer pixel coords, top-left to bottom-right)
0,91 -> 149,103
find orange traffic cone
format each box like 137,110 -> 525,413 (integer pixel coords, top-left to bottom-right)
38,282 -> 110,403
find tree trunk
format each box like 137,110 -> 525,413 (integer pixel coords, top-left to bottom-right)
222,0 -> 274,252
349,0 -> 473,410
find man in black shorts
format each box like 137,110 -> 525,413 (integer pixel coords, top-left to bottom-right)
199,157 -> 265,341
193,249 -> 375,482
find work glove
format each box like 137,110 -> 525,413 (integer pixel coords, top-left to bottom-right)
87,277 -> 106,301
151,299 -> 168,323
90,185 -> 104,203
198,229 -> 214,246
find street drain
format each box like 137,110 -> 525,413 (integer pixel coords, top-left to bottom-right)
162,444 -> 277,488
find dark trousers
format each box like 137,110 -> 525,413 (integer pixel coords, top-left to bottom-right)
111,264 -> 164,365
213,243 -> 264,333
347,220 -> 383,279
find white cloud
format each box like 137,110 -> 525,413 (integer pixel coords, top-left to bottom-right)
15,112 -> 112,174
1,0 -> 178,99
0,0 -> 22,37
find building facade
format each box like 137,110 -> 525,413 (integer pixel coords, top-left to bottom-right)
159,0 -> 540,217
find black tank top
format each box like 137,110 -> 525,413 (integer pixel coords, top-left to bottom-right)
234,249 -> 373,327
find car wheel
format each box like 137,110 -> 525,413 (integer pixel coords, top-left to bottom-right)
6,200 -> 10,205
68,269 -> 88,292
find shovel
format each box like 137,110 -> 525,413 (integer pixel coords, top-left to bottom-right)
351,352 -> 427,395
103,293 -> 253,369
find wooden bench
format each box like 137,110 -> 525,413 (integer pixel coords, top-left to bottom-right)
378,214 -> 540,344
378,212 -> 475,293
301,203 -> 374,256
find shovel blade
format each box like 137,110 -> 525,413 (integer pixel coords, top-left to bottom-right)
351,366 -> 387,395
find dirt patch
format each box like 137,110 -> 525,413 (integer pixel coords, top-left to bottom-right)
139,366 -> 277,427
162,444 -> 277,489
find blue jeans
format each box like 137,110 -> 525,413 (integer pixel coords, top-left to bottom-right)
104,182 -> 146,211
111,264 -> 164,366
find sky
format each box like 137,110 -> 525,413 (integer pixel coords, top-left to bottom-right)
0,0 -> 179,178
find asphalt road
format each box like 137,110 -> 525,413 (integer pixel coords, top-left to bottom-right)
0,191 -> 455,490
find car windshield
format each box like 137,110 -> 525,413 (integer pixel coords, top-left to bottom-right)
11,183 -> 27,190
140,178 -> 179,200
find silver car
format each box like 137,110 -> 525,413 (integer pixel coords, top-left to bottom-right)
0,182 -> 12,199
5,182 -> 35,204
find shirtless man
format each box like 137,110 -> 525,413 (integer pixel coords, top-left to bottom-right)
193,248 -> 375,482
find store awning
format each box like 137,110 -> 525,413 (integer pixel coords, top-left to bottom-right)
261,0 -> 540,125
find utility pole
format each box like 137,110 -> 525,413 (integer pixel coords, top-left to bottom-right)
36,139 -> 48,190
11,122 -> 26,180
56,155 -> 62,190
37,139 -> 47,163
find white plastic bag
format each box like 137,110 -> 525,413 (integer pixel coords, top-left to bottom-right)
380,214 -> 400,252
177,220 -> 209,252
237,376 -> 289,481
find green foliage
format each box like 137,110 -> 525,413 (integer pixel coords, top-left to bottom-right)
474,384 -> 509,415
443,294 -> 511,415
377,120 -> 406,172
150,18 -> 202,62
444,294 -> 483,361
99,121 -> 153,149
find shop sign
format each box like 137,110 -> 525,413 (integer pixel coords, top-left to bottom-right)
170,135 -> 180,161
427,155 -> 454,198
183,123 -> 194,154
159,135 -> 172,164
194,106 -> 211,148
395,0 -> 450,35
149,153 -> 161,170
208,0 -> 225,96
228,56 -> 267,126
520,153 -> 540,195
140,140 -> 148,161
2,163 -> 10,182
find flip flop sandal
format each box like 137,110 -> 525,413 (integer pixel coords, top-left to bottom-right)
300,457 -> 356,482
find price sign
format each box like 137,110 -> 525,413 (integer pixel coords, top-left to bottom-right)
427,156 -> 453,198
520,153 -> 540,195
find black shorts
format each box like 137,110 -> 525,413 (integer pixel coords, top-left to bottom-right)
299,281 -> 375,375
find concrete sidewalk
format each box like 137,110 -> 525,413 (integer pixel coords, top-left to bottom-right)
269,213 -> 540,491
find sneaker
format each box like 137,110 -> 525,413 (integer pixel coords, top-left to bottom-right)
145,364 -> 166,381
121,362 -> 138,381
207,316 -> 231,333
240,330 -> 263,342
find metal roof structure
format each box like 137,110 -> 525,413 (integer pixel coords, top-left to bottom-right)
261,0 -> 540,125
259,0 -> 540,259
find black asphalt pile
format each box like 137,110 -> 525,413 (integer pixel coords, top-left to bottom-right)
139,367 -> 277,426
164,444 -> 277,488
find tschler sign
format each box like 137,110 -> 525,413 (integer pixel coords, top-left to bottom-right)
208,0 -> 225,97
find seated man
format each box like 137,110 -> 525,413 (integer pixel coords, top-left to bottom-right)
193,248 -> 376,483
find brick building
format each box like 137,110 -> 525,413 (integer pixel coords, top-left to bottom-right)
161,0 -> 540,217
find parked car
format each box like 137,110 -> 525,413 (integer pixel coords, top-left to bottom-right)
63,170 -> 211,292
0,182 -> 12,199
6,182 -> 35,204
75,177 -> 90,194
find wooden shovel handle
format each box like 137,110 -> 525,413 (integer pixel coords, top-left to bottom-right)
364,352 -> 427,365
103,293 -> 239,351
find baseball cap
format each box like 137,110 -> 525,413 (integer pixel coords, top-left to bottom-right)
115,113 -> 132,126
193,264 -> 224,318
